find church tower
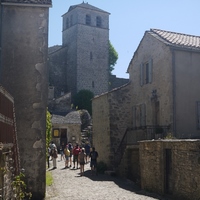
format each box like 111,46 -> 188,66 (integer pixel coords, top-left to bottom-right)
62,2 -> 110,96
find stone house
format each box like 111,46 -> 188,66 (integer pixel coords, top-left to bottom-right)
128,28 -> 200,139
51,111 -> 82,148
92,29 -> 200,198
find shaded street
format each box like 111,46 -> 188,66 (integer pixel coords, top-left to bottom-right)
45,156 -> 170,200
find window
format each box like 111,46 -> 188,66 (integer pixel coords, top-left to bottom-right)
70,15 -> 73,27
53,129 -> 59,138
140,58 -> 153,86
92,81 -> 95,88
90,52 -> 93,60
133,104 -> 146,128
66,18 -> 69,29
96,16 -> 101,27
197,101 -> 200,129
86,14 -> 91,25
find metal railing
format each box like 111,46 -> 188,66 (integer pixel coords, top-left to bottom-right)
114,125 -> 170,167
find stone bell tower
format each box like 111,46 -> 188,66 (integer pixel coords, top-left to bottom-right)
0,0 -> 51,199
62,2 -> 110,97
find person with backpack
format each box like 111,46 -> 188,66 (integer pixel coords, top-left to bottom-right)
89,147 -> 98,175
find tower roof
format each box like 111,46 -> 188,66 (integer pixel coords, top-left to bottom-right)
67,2 -> 110,14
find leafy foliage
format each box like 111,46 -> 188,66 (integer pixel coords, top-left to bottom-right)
12,173 -> 32,200
109,40 -> 118,74
73,90 -> 94,115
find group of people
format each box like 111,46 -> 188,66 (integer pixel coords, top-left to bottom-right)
47,141 -> 98,176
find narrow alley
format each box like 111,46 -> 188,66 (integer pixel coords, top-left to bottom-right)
45,156 -> 170,200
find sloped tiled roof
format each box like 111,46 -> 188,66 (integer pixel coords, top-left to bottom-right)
51,111 -> 81,124
149,29 -> 200,51
68,2 -> 109,14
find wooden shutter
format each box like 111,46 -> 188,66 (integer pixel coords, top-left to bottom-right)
148,58 -> 153,83
140,103 -> 146,127
132,106 -> 136,128
140,63 -> 144,86
197,101 -> 200,129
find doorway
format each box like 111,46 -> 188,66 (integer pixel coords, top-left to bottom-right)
164,149 -> 172,194
60,129 -> 67,146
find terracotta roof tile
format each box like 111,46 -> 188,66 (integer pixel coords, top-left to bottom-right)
150,29 -> 200,50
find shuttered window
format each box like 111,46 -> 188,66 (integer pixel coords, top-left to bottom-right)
86,14 -> 91,25
140,63 -> 144,86
197,101 -> 200,129
140,58 -> 153,86
66,18 -> 69,29
140,103 -> 146,127
134,103 -> 146,128
70,15 -> 73,27
132,106 -> 136,128
96,16 -> 102,27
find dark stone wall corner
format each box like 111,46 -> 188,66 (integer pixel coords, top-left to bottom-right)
1,0 -> 52,5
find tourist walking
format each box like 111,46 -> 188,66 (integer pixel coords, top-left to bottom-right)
72,144 -> 81,169
64,145 -> 70,168
47,145 -> 51,168
68,142 -> 73,167
59,142 -> 65,161
84,142 -> 91,163
89,147 -> 98,175
51,146 -> 58,169
78,148 -> 86,176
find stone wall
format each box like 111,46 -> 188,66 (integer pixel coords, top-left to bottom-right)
128,32 -> 173,129
173,50 -> 200,138
48,46 -> 68,98
139,140 -> 200,200
117,145 -> 140,182
109,75 -> 129,91
0,2 -> 51,199
92,83 -> 131,169
92,92 -> 111,167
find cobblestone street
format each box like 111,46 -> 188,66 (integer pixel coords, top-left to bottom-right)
45,156 -> 170,200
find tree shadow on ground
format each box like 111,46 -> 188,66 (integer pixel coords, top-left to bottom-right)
78,169 -> 171,200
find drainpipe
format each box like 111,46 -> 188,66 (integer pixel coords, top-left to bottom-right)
172,49 -> 176,137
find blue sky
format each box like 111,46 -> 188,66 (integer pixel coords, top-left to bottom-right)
49,0 -> 200,79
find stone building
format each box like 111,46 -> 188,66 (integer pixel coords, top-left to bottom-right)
48,2 -> 129,101
92,28 -> 200,198
51,111 -> 82,148
128,29 -> 200,139
0,0 -> 51,199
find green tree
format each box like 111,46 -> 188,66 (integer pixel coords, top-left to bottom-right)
73,90 -> 94,115
109,40 -> 118,74
46,109 -> 52,157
